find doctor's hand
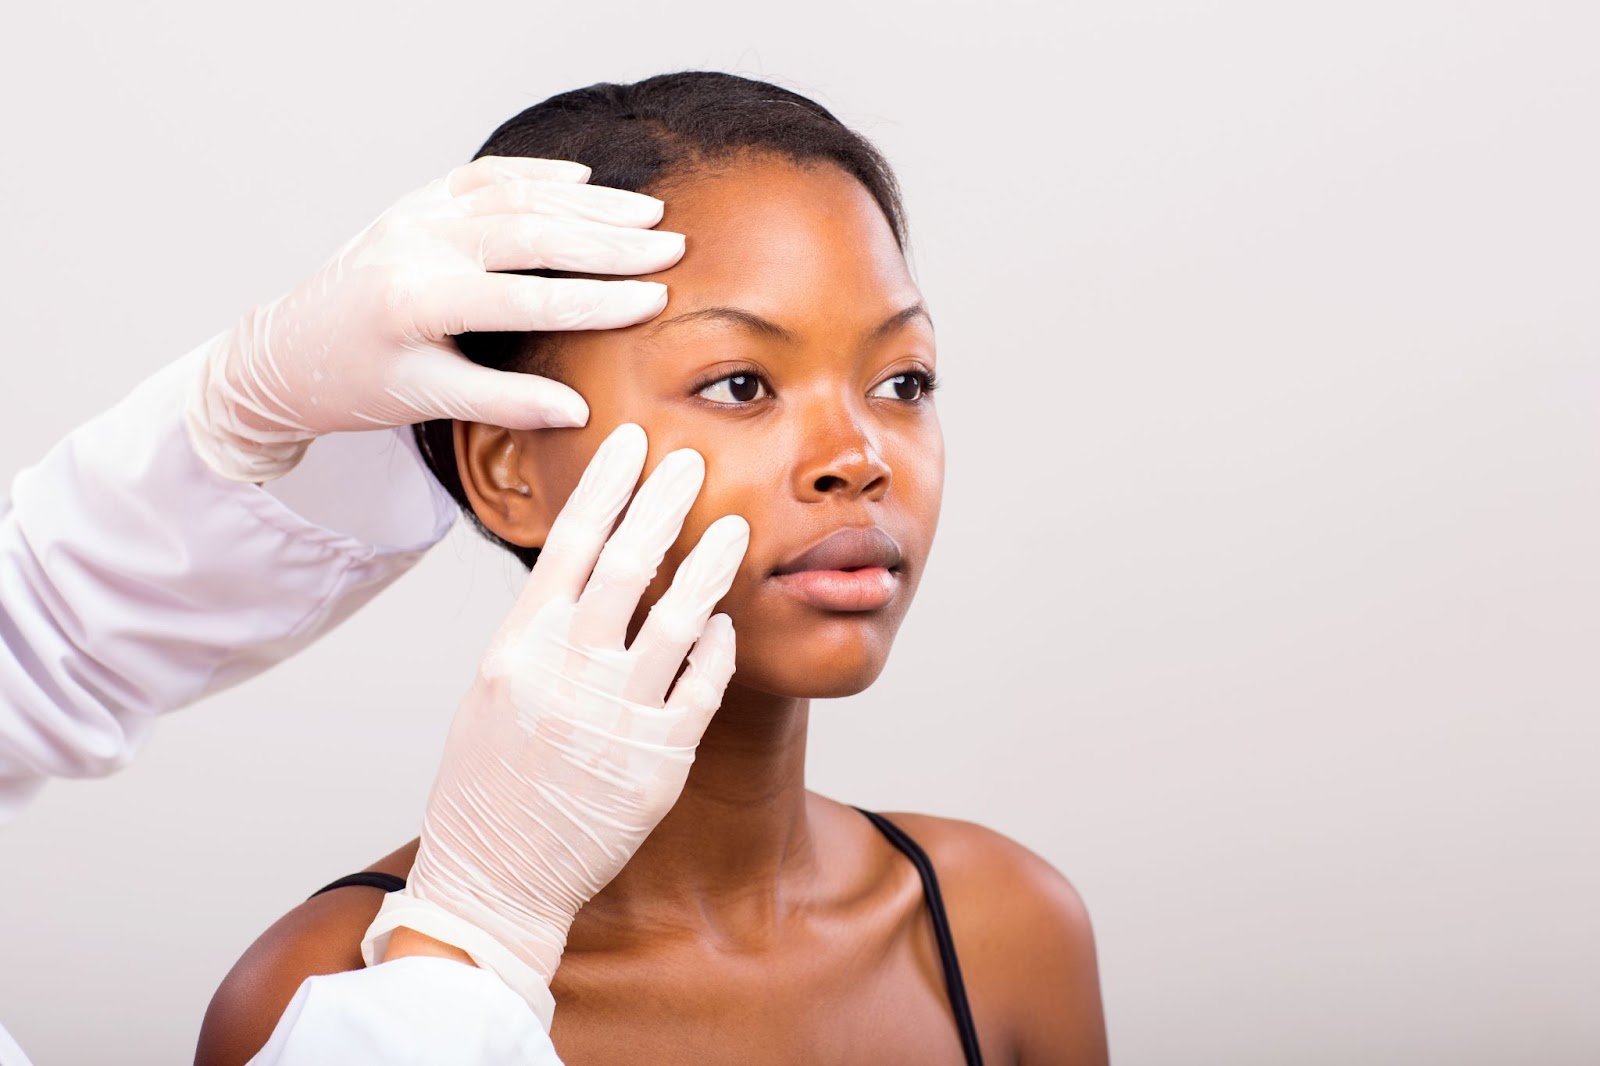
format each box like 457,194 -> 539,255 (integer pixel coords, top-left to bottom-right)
360,423 -> 747,1021
185,156 -> 683,482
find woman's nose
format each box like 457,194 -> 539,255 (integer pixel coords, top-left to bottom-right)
795,416 -> 892,502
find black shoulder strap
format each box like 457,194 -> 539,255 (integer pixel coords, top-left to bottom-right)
856,808 -> 984,1066
309,871 -> 408,899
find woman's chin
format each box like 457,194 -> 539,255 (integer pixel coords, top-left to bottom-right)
783,669 -> 884,700
712,589 -> 913,701
729,640 -> 895,700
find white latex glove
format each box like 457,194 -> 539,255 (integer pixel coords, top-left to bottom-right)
361,423 -> 748,1025
186,156 -> 685,482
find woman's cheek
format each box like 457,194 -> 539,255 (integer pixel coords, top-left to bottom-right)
901,420 -> 945,526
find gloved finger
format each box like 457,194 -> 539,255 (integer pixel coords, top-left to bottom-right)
624,515 -> 749,703
403,355 -> 590,429
569,448 -> 704,650
409,275 -> 667,336
660,613 -> 737,746
516,424 -> 649,616
455,179 -> 665,228
444,155 -> 591,195
451,215 -> 686,274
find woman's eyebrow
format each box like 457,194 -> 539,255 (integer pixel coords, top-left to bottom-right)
647,306 -> 795,342
869,303 -> 933,343
646,303 -> 931,344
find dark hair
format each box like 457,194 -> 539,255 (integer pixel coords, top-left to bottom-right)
416,71 -> 907,568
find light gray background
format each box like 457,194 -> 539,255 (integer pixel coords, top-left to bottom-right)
1,2 -> 1596,1063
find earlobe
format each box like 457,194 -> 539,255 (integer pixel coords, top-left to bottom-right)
453,422 -> 555,548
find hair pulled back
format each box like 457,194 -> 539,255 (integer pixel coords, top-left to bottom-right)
417,71 -> 907,568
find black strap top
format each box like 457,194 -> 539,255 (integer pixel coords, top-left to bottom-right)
314,810 -> 983,1065
853,809 -> 984,1065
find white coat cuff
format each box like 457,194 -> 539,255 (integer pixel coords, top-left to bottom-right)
261,412 -> 457,554
361,894 -> 557,1031
248,957 -> 562,1065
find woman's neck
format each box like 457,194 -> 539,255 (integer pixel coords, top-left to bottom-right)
573,682 -> 817,943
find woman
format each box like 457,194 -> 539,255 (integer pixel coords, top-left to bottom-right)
198,72 -> 1109,1066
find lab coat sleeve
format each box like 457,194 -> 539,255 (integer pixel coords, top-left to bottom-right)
0,345 -> 457,821
249,959 -> 563,1066
0,1019 -> 32,1066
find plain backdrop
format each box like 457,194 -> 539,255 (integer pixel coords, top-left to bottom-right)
1,2 -> 1596,1063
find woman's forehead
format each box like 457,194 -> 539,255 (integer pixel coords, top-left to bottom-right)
645,157 -> 920,323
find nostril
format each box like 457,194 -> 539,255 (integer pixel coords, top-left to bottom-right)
813,474 -> 846,493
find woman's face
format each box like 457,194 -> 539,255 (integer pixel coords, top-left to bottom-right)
461,155 -> 942,699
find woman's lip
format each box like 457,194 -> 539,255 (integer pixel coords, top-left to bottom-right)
771,567 -> 898,612
773,527 -> 903,575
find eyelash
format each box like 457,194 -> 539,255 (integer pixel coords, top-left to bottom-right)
692,367 -> 941,406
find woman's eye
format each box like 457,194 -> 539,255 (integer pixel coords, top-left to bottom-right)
697,373 -> 769,404
869,373 -> 926,401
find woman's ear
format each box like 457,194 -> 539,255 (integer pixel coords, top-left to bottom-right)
453,422 -> 559,549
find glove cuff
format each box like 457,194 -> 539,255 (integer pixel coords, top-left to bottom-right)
361,892 -> 559,1030
183,328 -> 312,483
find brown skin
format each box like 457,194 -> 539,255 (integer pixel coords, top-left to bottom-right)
196,157 -> 1109,1066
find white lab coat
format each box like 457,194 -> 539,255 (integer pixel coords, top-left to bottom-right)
251,959 -> 561,1065
0,349 -> 564,1064
0,346 -> 455,820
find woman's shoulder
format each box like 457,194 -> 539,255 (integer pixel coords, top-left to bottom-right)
873,809 -> 1078,889
194,840 -> 420,1066
871,810 -> 1110,1065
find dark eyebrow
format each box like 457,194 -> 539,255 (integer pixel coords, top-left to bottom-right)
646,303 -> 932,346
645,306 -> 796,343
868,303 -> 934,344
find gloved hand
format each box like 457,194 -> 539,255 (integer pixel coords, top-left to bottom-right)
361,423 -> 748,1025
185,156 -> 684,482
